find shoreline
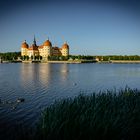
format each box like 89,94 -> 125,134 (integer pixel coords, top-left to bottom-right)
22,60 -> 96,63
1,60 -> 140,64
110,60 -> 140,64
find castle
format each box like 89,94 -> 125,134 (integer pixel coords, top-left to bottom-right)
21,37 -> 69,59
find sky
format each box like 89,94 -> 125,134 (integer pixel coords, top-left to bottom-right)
0,0 -> 140,55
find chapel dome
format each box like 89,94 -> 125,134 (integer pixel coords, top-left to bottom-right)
43,39 -> 52,46
21,40 -> 29,49
62,42 -> 69,49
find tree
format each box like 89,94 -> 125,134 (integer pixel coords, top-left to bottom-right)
40,56 -> 42,60
31,55 -> 33,60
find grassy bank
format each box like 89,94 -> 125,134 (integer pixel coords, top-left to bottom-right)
1,88 -> 140,140
37,88 -> 140,140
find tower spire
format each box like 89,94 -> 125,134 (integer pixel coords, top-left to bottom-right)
33,35 -> 36,45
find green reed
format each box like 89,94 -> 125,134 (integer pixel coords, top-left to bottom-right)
36,88 -> 140,140
3,88 -> 140,140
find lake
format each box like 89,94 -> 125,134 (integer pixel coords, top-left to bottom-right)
0,63 -> 140,135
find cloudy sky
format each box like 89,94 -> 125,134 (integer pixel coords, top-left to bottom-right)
0,0 -> 140,55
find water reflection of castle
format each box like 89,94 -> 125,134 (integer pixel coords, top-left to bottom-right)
20,64 -> 69,90
21,37 -> 69,59
20,64 -> 51,87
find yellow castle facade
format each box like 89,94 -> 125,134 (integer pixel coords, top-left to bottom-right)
21,37 -> 69,59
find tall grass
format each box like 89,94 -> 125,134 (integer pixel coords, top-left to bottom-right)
37,88 -> 140,140
1,88 -> 140,140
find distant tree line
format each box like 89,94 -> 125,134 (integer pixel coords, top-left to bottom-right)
21,55 -> 43,60
1,52 -> 140,61
69,55 -> 140,61
48,55 -> 95,61
0,52 -> 21,61
98,55 -> 140,61
69,55 -> 95,60
48,56 -> 69,61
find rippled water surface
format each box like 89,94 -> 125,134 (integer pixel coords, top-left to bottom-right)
0,63 -> 140,131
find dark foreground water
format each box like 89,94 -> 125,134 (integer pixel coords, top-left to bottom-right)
0,63 -> 140,136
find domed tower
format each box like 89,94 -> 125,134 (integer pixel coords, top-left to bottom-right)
61,42 -> 69,56
43,39 -> 52,57
21,40 -> 29,56
28,37 -> 39,58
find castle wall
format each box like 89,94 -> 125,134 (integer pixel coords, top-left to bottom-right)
21,40 -> 69,58
21,48 -> 28,56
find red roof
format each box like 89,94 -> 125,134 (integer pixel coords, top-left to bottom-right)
28,44 -> 38,50
43,39 -> 52,46
21,41 -> 29,49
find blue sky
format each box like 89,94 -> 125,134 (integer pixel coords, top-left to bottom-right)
0,0 -> 140,55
